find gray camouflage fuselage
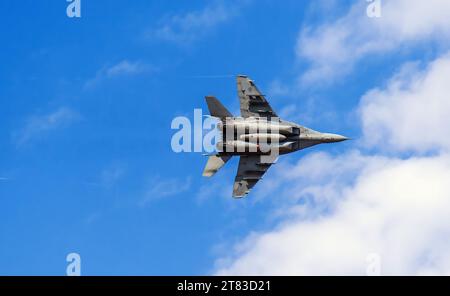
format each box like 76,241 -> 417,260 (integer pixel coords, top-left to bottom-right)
215,117 -> 347,156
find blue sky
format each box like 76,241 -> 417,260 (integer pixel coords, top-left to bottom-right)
1,0 -> 450,275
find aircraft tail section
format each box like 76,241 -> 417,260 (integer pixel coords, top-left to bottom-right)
202,155 -> 231,177
205,96 -> 233,119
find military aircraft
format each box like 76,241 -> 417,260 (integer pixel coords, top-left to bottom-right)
203,75 -> 348,198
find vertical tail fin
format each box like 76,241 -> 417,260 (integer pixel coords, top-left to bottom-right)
205,96 -> 233,119
203,155 -> 231,177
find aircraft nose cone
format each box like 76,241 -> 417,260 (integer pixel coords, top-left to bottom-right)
322,133 -> 349,143
331,134 -> 348,142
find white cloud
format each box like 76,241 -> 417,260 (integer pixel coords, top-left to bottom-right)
149,1 -> 245,45
196,179 -> 231,204
100,165 -> 126,189
213,53 -> 450,275
360,54 -> 450,153
215,151 -> 450,275
139,176 -> 192,206
84,60 -> 150,89
297,0 -> 450,84
83,163 -> 127,191
13,107 -> 79,147
105,60 -> 147,77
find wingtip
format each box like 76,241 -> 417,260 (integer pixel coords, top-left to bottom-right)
232,194 -> 246,199
232,189 -> 249,199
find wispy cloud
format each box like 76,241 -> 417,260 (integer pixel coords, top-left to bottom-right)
84,60 -> 152,89
297,0 -> 450,85
148,0 -> 246,45
85,164 -> 127,190
99,165 -> 126,189
13,107 -> 80,147
360,55 -> 450,153
196,178 -> 232,204
139,176 -> 192,206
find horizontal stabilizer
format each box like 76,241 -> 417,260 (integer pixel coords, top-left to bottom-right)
203,155 -> 231,177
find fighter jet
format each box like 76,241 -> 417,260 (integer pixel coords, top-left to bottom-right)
203,75 -> 348,198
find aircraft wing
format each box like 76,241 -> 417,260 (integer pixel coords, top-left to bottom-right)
233,155 -> 275,198
237,75 -> 278,118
